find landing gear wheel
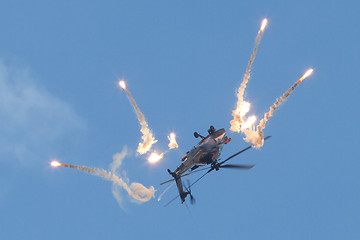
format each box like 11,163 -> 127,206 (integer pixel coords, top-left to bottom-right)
208,125 -> 215,135
194,132 -> 199,138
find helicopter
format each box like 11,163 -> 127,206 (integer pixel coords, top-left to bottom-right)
163,125 -> 271,205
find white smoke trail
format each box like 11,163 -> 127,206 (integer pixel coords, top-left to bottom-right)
120,81 -> 157,155
242,69 -> 314,148
230,19 -> 268,132
157,184 -> 173,202
59,147 -> 155,205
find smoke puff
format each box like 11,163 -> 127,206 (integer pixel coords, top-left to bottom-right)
129,183 -> 155,202
110,147 -> 155,205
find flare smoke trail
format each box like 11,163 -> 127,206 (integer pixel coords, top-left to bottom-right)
60,163 -> 155,202
50,147 -> 155,204
119,81 -> 157,155
242,69 -> 314,148
230,19 -> 268,132
157,184 -> 173,202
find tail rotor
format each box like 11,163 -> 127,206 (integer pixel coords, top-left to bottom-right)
185,180 -> 196,205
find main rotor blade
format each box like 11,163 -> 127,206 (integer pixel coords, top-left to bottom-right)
160,166 -> 212,185
186,179 -> 191,189
219,164 -> 255,169
219,136 -> 271,166
188,169 -> 212,189
160,174 -> 187,185
164,195 -> 179,207
159,178 -> 176,186
190,166 -> 212,174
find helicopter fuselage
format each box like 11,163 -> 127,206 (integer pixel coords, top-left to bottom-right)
168,127 -> 231,203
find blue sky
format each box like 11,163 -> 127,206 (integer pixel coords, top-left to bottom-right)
0,0 -> 359,239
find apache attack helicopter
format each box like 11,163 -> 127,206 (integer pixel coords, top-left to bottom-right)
163,125 -> 270,205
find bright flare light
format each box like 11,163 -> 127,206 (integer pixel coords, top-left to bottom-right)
51,161 -> 61,167
148,152 -> 163,164
119,80 -> 126,89
298,68 -> 314,83
260,18 -> 268,32
241,116 -> 257,130
168,133 -> 178,149
239,101 -> 251,117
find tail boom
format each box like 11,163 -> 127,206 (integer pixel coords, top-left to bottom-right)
168,169 -> 187,203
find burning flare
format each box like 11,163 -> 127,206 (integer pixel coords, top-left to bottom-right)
119,79 -> 157,155
147,133 -> 179,164
230,18 -> 268,132
51,160 -> 61,167
260,18 -> 268,32
148,152 -> 163,164
241,116 -> 257,130
298,68 -> 313,83
239,101 -> 251,117
119,80 -> 126,89
167,132 -> 178,149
